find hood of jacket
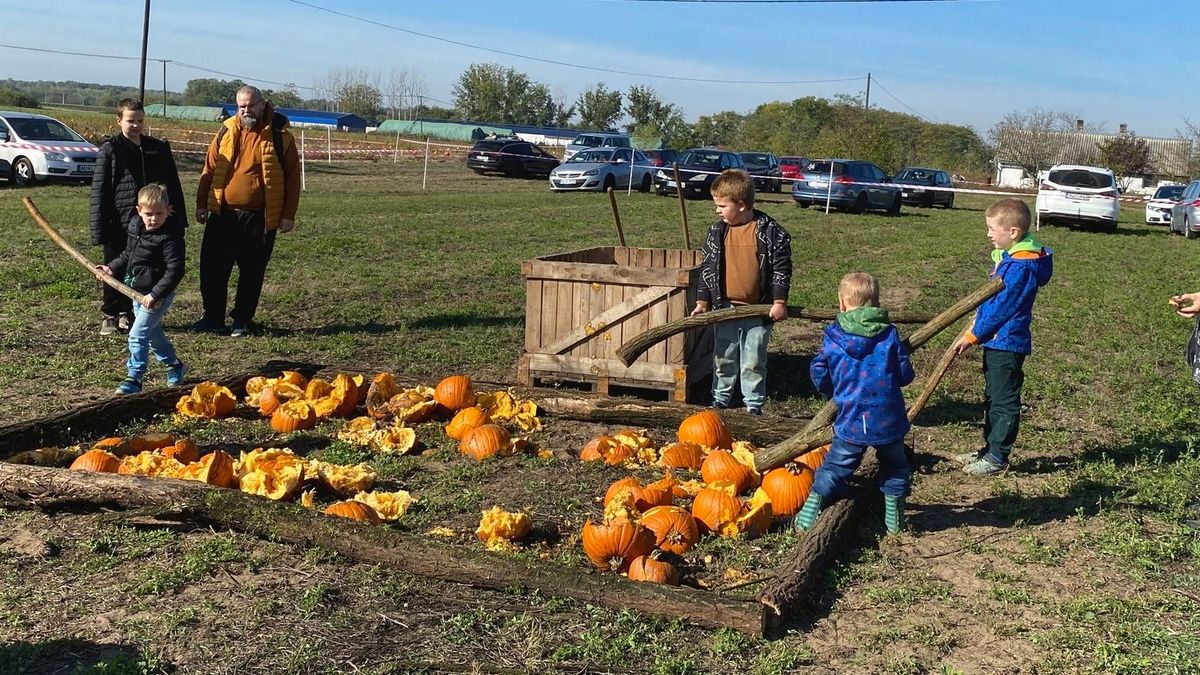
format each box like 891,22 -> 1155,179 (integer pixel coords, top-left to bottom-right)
827,310 -> 897,359
993,233 -> 1053,287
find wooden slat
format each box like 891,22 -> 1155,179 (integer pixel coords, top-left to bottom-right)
525,353 -> 681,384
667,288 -> 686,364
647,292 -> 669,364
540,281 -> 559,348
555,281 -> 574,354
541,286 -> 673,356
523,260 -> 686,288
626,284 -> 649,364
525,279 -> 542,351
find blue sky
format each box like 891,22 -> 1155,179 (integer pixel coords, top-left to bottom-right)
1,0 -> 1193,139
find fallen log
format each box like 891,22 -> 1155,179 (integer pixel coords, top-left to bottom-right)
0,359 -> 318,458
0,464 -> 767,635
615,304 -> 937,367
753,278 -> 1004,473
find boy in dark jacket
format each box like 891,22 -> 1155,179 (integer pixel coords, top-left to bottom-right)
796,272 -> 915,534
691,169 -> 792,416
952,198 -> 1053,476
89,98 -> 186,336
95,184 -> 187,395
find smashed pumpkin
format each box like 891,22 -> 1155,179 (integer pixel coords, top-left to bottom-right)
353,490 -> 416,521
176,382 -> 237,419
475,506 -> 531,551
324,500 -> 381,524
69,449 -> 120,473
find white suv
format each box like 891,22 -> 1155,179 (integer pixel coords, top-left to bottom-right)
563,132 -> 631,162
0,111 -> 99,186
1035,164 -> 1120,232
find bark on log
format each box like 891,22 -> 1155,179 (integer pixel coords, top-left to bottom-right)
0,464 -> 767,635
0,360 -> 319,458
753,278 -> 1004,473
760,455 -> 878,622
615,304 -> 937,367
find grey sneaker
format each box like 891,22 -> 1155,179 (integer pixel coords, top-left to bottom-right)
117,312 -> 133,333
963,457 -> 1007,476
229,322 -> 250,338
954,449 -> 985,465
100,316 -> 119,335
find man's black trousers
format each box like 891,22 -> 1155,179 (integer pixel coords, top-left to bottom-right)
199,208 -> 277,325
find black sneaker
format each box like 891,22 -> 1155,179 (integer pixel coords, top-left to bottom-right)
229,322 -> 250,338
747,407 -> 763,417
100,316 -> 119,336
711,400 -> 730,410
191,317 -> 226,333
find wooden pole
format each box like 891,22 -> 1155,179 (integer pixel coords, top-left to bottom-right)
22,197 -> 145,304
673,162 -> 690,249
906,324 -> 971,422
617,304 -> 937,367
753,277 -> 1004,473
607,187 -> 626,247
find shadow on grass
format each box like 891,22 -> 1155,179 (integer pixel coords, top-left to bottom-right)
765,352 -> 818,401
1041,223 -> 1161,237
910,399 -> 984,427
408,314 -> 524,331
0,639 -> 156,675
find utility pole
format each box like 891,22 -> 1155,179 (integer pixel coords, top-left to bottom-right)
161,59 -> 169,117
864,72 -> 871,110
138,0 -> 151,103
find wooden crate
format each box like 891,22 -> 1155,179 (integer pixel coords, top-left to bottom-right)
519,246 -> 712,402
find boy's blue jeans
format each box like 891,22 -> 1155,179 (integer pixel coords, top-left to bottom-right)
983,348 -> 1025,465
712,313 -> 772,409
812,436 -> 910,499
127,293 -> 178,381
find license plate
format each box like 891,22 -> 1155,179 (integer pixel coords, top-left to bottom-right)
559,179 -> 578,185
1067,193 -> 1089,201
474,154 -> 490,161
75,165 -> 94,174
901,191 -> 910,198
809,180 -> 828,188
666,180 -> 676,188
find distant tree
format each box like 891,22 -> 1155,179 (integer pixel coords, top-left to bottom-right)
691,111 -> 743,148
0,87 -> 39,108
576,83 -> 623,131
623,85 -> 676,135
1097,132 -> 1153,189
381,68 -> 428,120
262,86 -> 303,109
183,78 -> 245,106
452,63 -> 568,126
989,107 -> 1093,176
418,105 -> 456,120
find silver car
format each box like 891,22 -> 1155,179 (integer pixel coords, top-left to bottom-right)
549,147 -> 653,192
1170,180 -> 1200,238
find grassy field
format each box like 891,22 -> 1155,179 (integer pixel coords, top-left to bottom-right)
1,154 -> 1199,674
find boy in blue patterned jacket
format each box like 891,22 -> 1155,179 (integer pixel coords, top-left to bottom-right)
952,198 -> 1053,477
796,272 -> 915,534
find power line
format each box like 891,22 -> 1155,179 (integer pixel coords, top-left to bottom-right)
284,0 -> 863,86
0,42 -> 141,61
868,76 -> 928,121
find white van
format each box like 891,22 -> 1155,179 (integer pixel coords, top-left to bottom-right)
1035,164 -> 1120,232
564,132 -> 631,162
0,111 -> 99,186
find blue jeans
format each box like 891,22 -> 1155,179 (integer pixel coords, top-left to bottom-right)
127,293 -> 178,380
812,436 -> 910,499
712,313 -> 772,409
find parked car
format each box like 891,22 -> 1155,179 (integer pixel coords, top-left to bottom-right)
641,148 -> 678,168
563,132 -> 631,162
780,156 -> 807,183
0,158 -> 10,184
465,139 -> 559,178
791,159 -> 901,214
549,147 -> 654,192
893,167 -> 955,208
1146,184 -> 1185,225
653,148 -> 745,198
738,152 -> 783,193
0,111 -> 99,186
1170,180 -> 1200,238
1034,164 -> 1120,232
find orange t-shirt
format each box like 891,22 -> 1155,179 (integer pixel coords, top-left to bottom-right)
723,222 -> 759,304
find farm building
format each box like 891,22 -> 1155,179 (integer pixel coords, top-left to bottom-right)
376,118 -> 581,147
374,119 -> 514,142
142,104 -> 226,122
218,105 -> 369,132
993,122 -> 1193,191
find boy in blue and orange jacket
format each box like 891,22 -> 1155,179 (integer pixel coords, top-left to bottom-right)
953,198 -> 1054,476
796,272 -> 915,534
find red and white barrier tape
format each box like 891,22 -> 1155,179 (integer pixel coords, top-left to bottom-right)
4,142 -> 98,153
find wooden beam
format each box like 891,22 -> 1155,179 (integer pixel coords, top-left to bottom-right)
540,286 -> 673,356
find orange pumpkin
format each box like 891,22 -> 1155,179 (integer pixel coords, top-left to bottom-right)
365,372 -> 402,419
324,500 -> 382,524
329,373 -> 361,417
185,450 -> 238,488
161,438 -> 200,464
658,441 -> 704,470
70,449 -> 120,473
434,375 -> 476,413
445,407 -> 491,441
627,551 -> 680,585
677,409 -> 733,449
459,424 -> 511,461
691,486 -> 741,534
581,518 -> 655,572
271,400 -> 318,433
92,437 -> 127,454
760,464 -> 814,518
735,488 -> 774,539
278,370 -> 308,389
578,436 -> 635,466
701,450 -> 755,494
125,432 -> 176,454
798,444 -> 830,473
639,505 -> 700,554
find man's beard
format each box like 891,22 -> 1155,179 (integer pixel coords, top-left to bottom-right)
240,114 -> 259,129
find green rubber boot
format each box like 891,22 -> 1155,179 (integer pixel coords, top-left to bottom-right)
884,494 -> 906,534
794,493 -> 824,532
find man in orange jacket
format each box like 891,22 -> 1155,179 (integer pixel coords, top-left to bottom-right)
194,85 -> 300,337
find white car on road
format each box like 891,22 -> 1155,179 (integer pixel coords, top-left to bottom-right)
0,111 -> 98,186
1035,164 -> 1120,232
1145,184 -> 1184,225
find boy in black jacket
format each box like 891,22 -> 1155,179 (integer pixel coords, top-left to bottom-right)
89,98 -> 186,336
95,184 -> 187,395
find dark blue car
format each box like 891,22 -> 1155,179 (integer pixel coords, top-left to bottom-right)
792,159 -> 902,215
